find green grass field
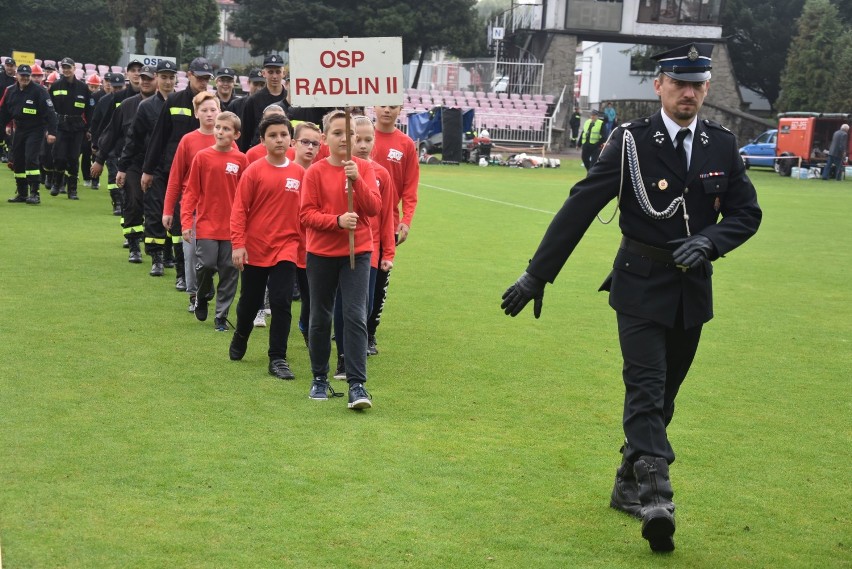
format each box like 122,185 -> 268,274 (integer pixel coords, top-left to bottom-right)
0,161 -> 849,568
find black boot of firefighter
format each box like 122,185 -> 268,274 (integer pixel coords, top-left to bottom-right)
633,456 -> 676,553
128,236 -> 143,264
8,179 -> 28,203
25,181 -> 41,205
149,249 -> 165,277
66,175 -> 78,200
109,188 -> 122,216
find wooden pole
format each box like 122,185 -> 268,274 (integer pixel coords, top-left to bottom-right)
345,108 -> 355,269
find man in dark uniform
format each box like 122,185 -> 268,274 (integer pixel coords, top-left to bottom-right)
215,67 -> 238,109
228,68 -> 264,117
49,57 -> 90,200
83,74 -> 106,190
238,54 -> 288,152
141,57 -> 212,277
501,43 -> 762,553
0,64 -> 58,204
0,57 -> 17,163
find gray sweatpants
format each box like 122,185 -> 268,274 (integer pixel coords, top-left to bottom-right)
195,239 -> 238,320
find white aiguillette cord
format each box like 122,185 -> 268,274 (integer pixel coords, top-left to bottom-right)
596,129 -> 692,236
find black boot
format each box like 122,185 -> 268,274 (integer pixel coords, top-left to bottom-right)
8,180 -> 28,203
174,245 -> 186,290
128,237 -> 143,263
610,451 -> 642,518
50,172 -> 64,196
67,176 -> 78,200
25,181 -> 41,205
149,250 -> 164,276
91,177 -> 100,190
633,456 -> 676,553
109,188 -> 122,216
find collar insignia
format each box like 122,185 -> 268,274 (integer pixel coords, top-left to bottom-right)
700,131 -> 710,146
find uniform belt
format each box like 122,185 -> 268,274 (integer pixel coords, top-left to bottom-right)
620,236 -> 675,265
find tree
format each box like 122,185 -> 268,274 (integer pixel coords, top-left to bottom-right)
721,0 -> 805,111
228,0 -> 480,85
825,29 -> 852,109
109,0 -> 162,54
776,0 -> 844,111
0,0 -> 121,65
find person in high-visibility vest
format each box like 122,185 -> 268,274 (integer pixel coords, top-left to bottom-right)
580,109 -> 605,171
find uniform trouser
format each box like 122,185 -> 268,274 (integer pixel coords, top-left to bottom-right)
334,267 -> 378,356
53,129 -> 85,179
11,128 -> 44,190
122,165 -> 145,240
104,156 -> 117,191
367,260 -> 391,337
168,201 -> 185,281
297,267 -> 310,331
195,239 -> 238,320
307,252 -> 371,383
235,261 -> 296,360
80,140 -> 92,181
143,175 -> 168,254
823,155 -> 844,180
581,143 -> 602,170
618,309 -> 702,465
40,137 -> 55,180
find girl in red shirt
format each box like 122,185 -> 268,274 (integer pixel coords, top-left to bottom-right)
300,110 -> 380,409
228,114 -> 305,380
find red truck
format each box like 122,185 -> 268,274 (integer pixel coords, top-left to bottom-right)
775,112 -> 851,176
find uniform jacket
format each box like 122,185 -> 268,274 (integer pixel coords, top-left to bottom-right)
49,76 -> 89,130
96,93 -> 145,163
143,87 -> 200,176
828,128 -> 849,159
527,110 -> 762,329
120,92 -> 164,172
0,81 -> 57,134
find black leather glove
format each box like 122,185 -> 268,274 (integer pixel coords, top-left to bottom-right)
501,272 -> 546,318
669,235 -> 715,269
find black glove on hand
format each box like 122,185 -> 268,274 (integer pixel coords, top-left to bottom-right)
670,235 -> 715,269
501,272 -> 546,318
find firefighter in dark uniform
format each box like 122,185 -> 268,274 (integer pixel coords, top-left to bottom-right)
49,57 -> 90,199
0,57 -> 17,162
90,73 -> 128,212
141,57 -> 212,277
228,68 -> 264,117
1,64 -> 58,204
501,43 -> 762,553
215,67 -> 238,109
237,54 -> 288,152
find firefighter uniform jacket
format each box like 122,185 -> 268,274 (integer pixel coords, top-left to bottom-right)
96,92 -> 145,164
120,92 -> 165,172
0,81 -> 58,135
526,111 -> 762,330
49,76 -> 90,131
142,87 -> 201,177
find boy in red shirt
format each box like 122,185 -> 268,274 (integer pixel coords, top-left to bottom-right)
229,114 -> 305,380
300,110 -> 381,409
367,105 -> 420,355
181,111 -> 248,331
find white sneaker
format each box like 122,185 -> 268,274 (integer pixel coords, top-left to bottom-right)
253,310 -> 267,327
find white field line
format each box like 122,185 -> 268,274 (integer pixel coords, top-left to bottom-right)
419,183 -> 558,215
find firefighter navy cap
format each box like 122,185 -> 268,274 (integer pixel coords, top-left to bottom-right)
652,43 -> 713,82
60,57 -> 75,68
127,58 -> 144,69
5,57 -> 16,66
139,65 -> 156,78
17,64 -> 32,76
109,73 -> 126,86
248,68 -> 266,83
156,60 -> 177,74
216,67 -> 236,79
189,57 -> 213,77
590,108 -> 599,115
262,54 -> 284,67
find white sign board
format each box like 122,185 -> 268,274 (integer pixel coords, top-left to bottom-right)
129,54 -> 177,67
492,27 -> 505,41
289,37 -> 404,107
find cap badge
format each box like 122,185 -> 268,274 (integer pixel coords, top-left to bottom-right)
658,179 -> 669,191
687,46 -> 699,61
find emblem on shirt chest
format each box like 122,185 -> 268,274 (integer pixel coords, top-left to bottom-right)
225,162 -> 240,175
387,148 -> 403,162
285,178 -> 300,191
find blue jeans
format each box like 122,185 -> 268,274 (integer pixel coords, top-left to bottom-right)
823,155 -> 844,180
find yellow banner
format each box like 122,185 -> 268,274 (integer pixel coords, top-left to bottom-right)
13,51 -> 36,66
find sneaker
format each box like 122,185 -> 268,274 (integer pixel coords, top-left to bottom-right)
188,295 -> 197,313
268,358 -> 295,380
309,377 -> 331,400
214,317 -> 230,332
333,354 -> 346,380
83,180 -> 91,187
348,382 -> 372,410
367,335 -> 378,356
229,331 -> 248,361
91,180 -> 99,190
253,310 -> 267,327
195,297 -> 209,321
264,307 -> 272,316
175,276 -> 187,291
123,239 -> 130,249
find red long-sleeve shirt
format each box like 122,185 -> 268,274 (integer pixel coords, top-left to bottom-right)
181,146 -> 248,240
230,157 -> 305,266
371,128 -> 419,228
370,161 -> 397,268
164,130 -> 216,216
245,142 -> 266,164
300,156 -> 380,258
